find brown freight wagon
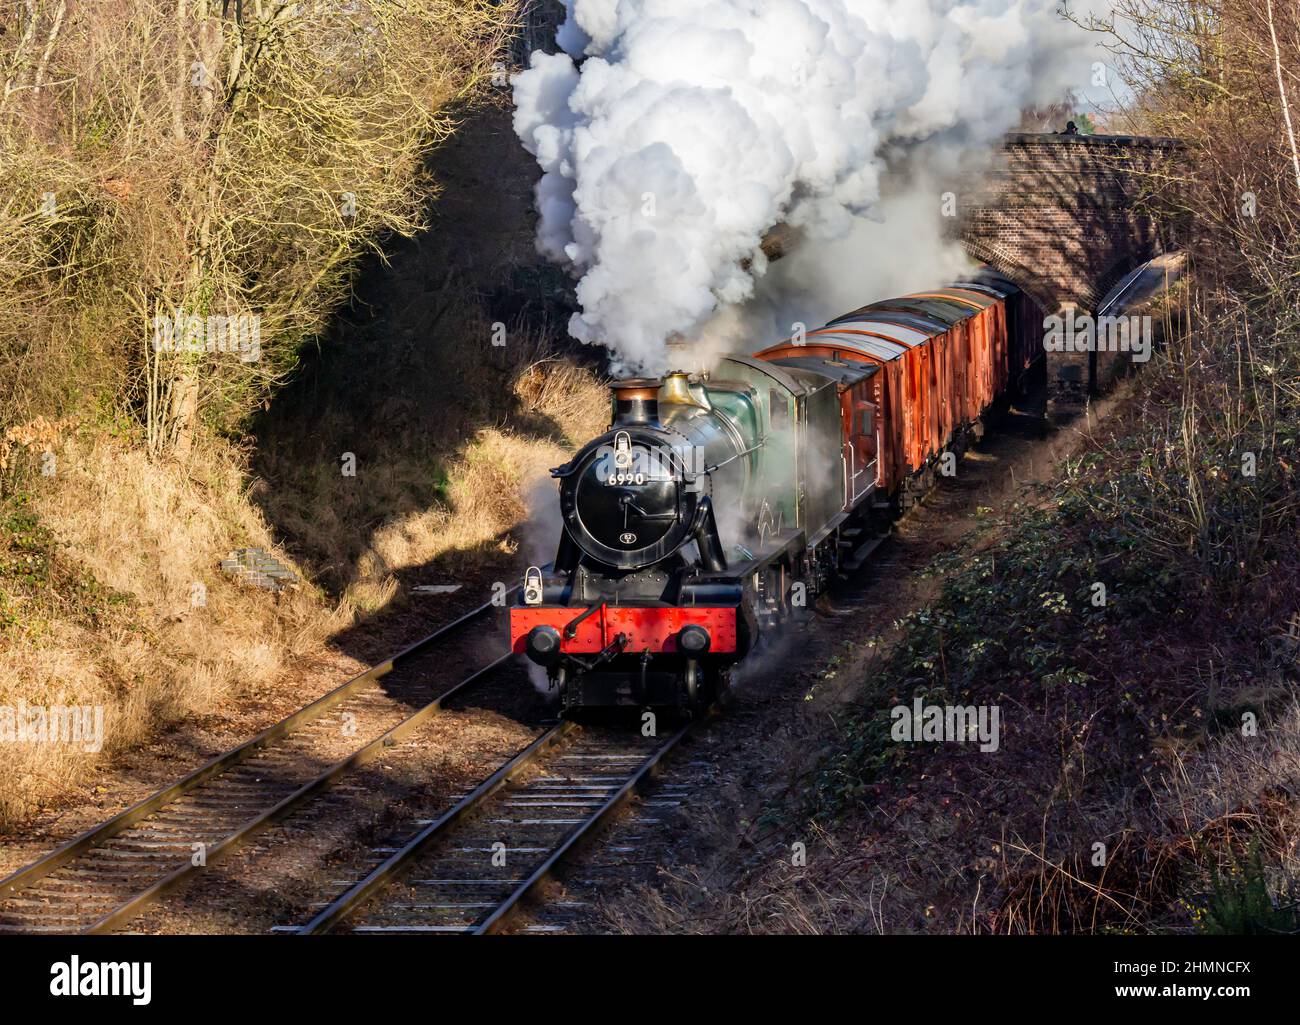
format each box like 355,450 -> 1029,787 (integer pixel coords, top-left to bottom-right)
755,271 -> 1042,497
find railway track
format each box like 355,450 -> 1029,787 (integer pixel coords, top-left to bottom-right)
288,718 -> 694,935
0,598 -> 514,935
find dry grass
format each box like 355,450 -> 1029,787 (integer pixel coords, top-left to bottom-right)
343,425 -> 592,613
0,432 -> 350,826
1152,701 -> 1300,919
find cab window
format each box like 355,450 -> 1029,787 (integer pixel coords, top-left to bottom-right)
769,389 -> 790,429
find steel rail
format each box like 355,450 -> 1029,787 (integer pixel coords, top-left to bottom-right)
82,652 -> 515,934
0,594 -> 505,910
299,717 -> 696,936
473,720 -> 692,935
297,720 -> 578,935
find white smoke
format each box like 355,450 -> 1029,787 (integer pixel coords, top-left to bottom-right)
691,181 -> 983,366
513,0 -> 1113,372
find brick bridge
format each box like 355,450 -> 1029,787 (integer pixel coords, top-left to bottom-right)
953,132 -> 1186,316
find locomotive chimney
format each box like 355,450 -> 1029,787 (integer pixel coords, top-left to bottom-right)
610,378 -> 661,426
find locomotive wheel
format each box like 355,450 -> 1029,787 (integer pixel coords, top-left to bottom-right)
682,663 -> 728,710
684,660 -> 701,704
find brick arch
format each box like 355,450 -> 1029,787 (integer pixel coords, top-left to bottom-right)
958,237 -> 1060,313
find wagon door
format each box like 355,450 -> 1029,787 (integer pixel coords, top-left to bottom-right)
852,398 -> 878,500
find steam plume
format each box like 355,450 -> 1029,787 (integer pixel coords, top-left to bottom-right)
513,0 -> 1112,372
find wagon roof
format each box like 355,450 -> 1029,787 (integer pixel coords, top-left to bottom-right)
827,304 -> 952,335
804,328 -> 913,361
950,279 -> 1010,300
913,287 -> 999,309
865,296 -> 971,326
826,310 -> 945,339
767,355 -> 879,386
958,266 -> 1025,296
718,352 -> 818,395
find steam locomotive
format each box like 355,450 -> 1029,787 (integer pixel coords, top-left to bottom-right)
510,271 -> 1043,713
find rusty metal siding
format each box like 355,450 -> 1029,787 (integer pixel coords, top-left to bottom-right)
755,283 -> 1017,492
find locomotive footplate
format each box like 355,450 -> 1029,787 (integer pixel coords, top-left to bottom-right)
509,604 -> 739,656
511,603 -> 747,710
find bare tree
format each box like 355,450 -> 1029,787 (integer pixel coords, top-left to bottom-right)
0,0 -> 517,456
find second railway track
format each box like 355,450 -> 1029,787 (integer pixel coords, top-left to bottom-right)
289,718 -> 695,935
0,598 -> 516,935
